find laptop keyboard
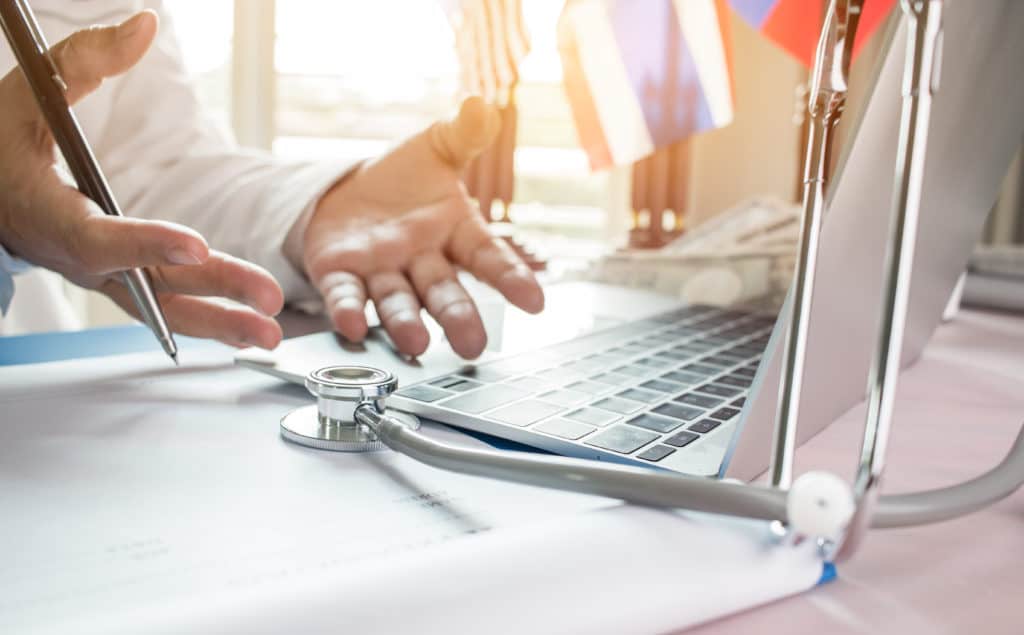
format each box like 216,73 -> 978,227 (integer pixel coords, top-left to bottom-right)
394,305 -> 774,465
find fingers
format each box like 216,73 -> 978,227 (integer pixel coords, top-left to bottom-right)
102,281 -> 283,350
408,252 -> 487,359
448,214 -> 544,314
318,271 -> 369,343
367,271 -> 429,357
429,96 -> 502,170
148,250 -> 284,317
51,11 -> 158,105
64,210 -> 210,276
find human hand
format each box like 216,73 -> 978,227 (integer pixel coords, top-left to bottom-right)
303,98 -> 544,359
0,12 -> 283,348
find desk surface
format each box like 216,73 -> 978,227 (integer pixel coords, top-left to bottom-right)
3,309 -> 1022,633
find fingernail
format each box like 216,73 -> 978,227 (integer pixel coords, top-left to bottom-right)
166,248 -> 203,265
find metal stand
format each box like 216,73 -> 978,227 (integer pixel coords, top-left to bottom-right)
831,0 -> 945,561
772,0 -> 948,559
770,0 -> 864,488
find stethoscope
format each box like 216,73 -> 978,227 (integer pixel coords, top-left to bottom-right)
280,0 -> 1024,563
280,363 -> 1024,563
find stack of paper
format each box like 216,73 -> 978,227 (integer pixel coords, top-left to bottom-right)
0,350 -> 824,634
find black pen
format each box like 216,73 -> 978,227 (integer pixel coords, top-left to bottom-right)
0,0 -> 178,364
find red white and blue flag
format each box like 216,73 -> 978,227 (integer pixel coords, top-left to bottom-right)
558,0 -> 735,171
729,0 -> 897,67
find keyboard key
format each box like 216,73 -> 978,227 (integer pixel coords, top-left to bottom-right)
592,371 -> 635,386
666,326 -> 700,337
716,374 -> 752,388
430,376 -> 468,389
397,384 -> 451,403
710,407 -> 741,421
660,370 -> 704,385
731,397 -> 747,407
458,365 -> 514,383
664,430 -> 700,448
699,356 -> 736,368
535,418 -> 596,440
441,384 -> 529,414
670,343 -> 702,354
686,340 -> 716,352
614,344 -> 649,356
563,359 -> 606,374
592,397 -> 645,415
536,366 -> 585,385
637,444 -> 676,462
429,376 -> 483,392
640,335 -> 674,346
635,357 -> 673,369
675,392 -> 723,409
487,400 -> 564,427
655,349 -> 690,361
567,380 -> 611,395
505,376 -> 552,393
539,389 -> 591,408
586,425 -> 659,454
682,363 -> 720,377
613,365 -> 650,378
564,407 -> 619,427
616,388 -> 661,404
484,356 -> 542,376
696,383 -> 742,398
734,366 -> 757,378
627,413 -> 683,433
652,402 -> 703,421
689,419 -> 723,434
641,379 -> 684,394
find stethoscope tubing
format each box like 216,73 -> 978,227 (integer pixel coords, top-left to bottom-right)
356,404 -> 1024,531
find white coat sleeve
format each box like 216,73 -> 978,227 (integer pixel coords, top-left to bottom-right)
95,1 -> 356,303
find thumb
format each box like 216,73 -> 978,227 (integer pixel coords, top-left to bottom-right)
50,10 -> 158,105
429,96 -> 502,169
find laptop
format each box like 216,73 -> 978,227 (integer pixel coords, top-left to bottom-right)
238,0 -> 1024,482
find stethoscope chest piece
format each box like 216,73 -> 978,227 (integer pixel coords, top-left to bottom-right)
280,365 -> 419,452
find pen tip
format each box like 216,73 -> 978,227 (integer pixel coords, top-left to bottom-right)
171,352 -> 179,366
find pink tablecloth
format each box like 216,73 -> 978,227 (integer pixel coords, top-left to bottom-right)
688,309 -> 1024,634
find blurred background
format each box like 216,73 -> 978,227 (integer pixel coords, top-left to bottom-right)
70,0 -> 1022,326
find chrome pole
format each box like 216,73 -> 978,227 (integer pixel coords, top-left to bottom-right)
833,0 -> 944,561
769,0 -> 863,488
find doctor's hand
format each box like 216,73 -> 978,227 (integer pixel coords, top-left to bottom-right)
0,12 -> 284,348
303,97 -> 545,359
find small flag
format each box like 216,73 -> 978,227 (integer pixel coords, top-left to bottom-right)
445,0 -> 531,106
558,0 -> 735,171
728,0 -> 897,68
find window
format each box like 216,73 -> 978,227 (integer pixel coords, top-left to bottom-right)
163,0 -> 625,244
162,0 -> 234,133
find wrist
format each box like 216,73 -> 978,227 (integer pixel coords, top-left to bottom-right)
283,161 -> 364,277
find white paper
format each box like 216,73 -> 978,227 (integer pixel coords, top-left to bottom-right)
0,351 -> 822,634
